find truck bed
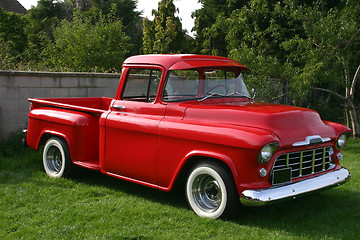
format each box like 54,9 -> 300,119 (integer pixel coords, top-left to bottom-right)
27,97 -> 113,170
28,97 -> 113,114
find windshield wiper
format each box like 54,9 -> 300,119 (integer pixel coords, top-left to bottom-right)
198,92 -> 251,102
198,92 -> 225,102
225,92 -> 251,99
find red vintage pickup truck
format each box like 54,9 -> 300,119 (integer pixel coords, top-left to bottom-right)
25,54 -> 351,219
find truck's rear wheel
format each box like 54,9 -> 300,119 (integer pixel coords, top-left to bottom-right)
185,161 -> 239,219
43,137 -> 73,178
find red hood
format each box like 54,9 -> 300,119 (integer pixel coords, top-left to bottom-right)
183,101 -> 337,147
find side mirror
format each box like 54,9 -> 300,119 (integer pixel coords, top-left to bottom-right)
251,88 -> 256,99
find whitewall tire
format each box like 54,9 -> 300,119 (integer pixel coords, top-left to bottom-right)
186,161 -> 239,219
43,137 -> 73,178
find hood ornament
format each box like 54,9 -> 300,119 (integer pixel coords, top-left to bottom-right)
292,135 -> 331,147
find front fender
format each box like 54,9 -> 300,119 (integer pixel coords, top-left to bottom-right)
156,119 -> 280,193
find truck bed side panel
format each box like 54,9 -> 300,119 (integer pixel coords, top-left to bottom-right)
27,108 -> 101,170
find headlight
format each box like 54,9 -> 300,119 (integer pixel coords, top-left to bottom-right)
258,142 -> 278,164
336,132 -> 350,150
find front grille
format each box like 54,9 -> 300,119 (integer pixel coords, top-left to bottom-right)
271,147 -> 334,183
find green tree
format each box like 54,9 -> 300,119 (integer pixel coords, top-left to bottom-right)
224,0 -> 359,137
91,0 -> 140,27
142,0 -> 189,54
294,2 -> 360,137
45,10 -> 132,72
192,0 -> 248,56
226,0 -> 303,101
142,18 -> 155,54
90,0 -> 142,56
0,7 -> 27,69
23,0 -> 68,65
22,0 -> 142,69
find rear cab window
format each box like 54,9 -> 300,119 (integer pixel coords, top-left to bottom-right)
122,68 -> 162,102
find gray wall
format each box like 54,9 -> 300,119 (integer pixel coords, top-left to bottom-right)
0,70 -> 121,139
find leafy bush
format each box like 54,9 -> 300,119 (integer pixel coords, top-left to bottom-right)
0,7 -> 27,70
43,9 -> 132,72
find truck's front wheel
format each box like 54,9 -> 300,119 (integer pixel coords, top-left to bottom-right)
185,161 -> 239,219
43,137 -> 73,178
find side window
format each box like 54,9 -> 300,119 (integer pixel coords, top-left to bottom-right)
122,68 -> 162,102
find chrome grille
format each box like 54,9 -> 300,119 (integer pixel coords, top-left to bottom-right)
272,147 -> 333,181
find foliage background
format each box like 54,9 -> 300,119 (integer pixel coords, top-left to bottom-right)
0,0 -> 359,134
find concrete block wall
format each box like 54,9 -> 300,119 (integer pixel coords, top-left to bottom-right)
0,70 -> 121,139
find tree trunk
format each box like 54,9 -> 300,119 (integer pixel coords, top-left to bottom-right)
349,65 -> 360,137
345,103 -> 350,127
347,100 -> 360,138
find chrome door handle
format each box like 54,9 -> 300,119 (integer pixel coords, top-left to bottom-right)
111,105 -> 126,111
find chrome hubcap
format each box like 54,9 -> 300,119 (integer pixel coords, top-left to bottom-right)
192,174 -> 222,212
46,145 -> 62,173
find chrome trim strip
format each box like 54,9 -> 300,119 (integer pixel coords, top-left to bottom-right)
240,168 -> 350,207
299,151 -> 303,176
322,148 -> 326,170
22,129 -> 28,147
292,135 -> 331,147
111,105 -> 126,111
286,154 -> 289,167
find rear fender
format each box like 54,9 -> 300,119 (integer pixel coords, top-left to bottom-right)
37,130 -> 70,150
27,108 -> 100,166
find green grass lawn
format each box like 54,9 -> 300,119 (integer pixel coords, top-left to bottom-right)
1,137 -> 359,239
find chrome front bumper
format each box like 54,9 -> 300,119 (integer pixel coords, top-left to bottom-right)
240,167 -> 350,206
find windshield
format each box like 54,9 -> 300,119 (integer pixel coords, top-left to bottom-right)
163,68 -> 250,102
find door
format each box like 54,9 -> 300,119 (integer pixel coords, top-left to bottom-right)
104,68 -> 165,185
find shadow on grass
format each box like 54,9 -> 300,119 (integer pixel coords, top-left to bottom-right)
72,168 -> 189,209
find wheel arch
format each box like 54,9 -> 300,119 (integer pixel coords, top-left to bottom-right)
170,151 -> 240,195
37,131 -> 70,149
